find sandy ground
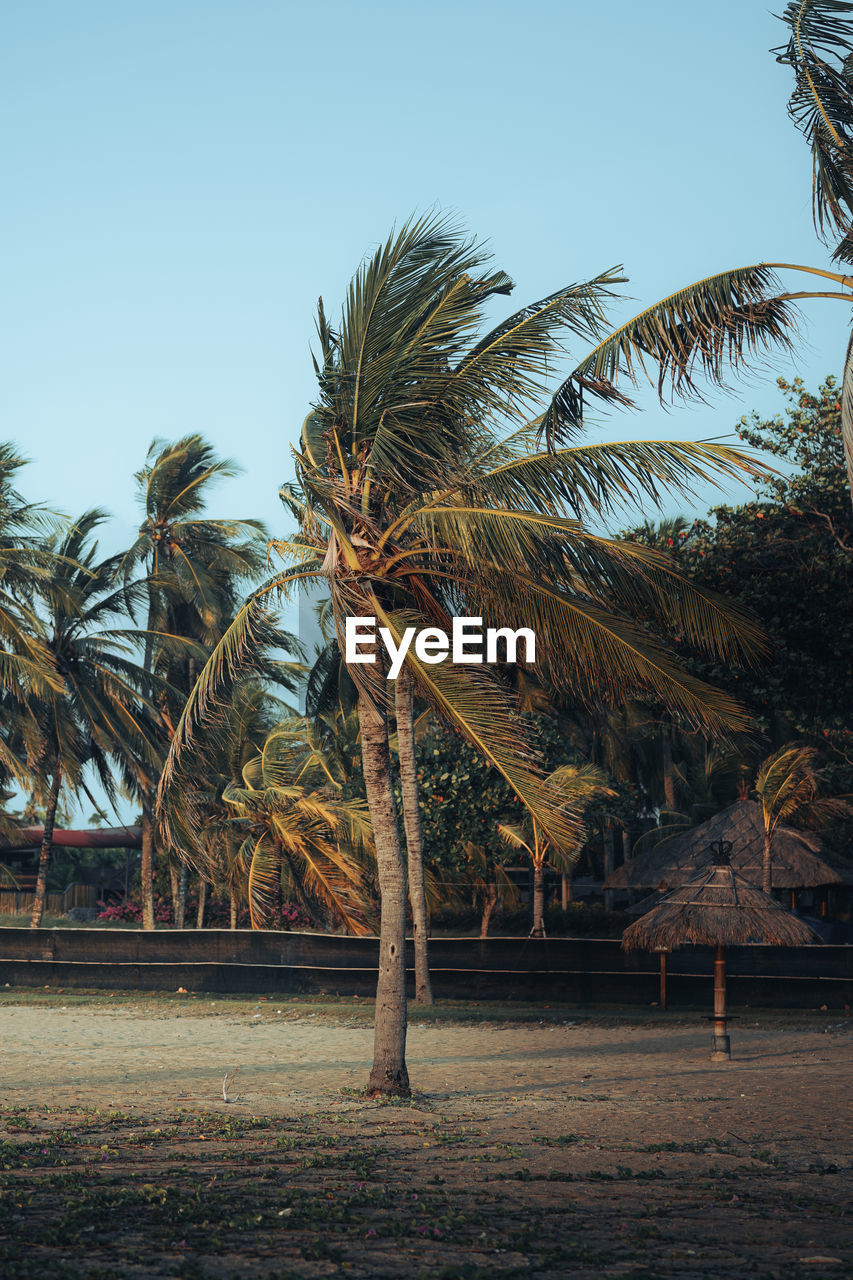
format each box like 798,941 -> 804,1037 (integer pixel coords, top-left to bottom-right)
1,1001 -> 851,1120
1,1000 -> 852,1278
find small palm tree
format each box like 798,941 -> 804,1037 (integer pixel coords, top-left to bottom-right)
498,763 -> 616,937
460,840 -> 521,939
754,743 -> 851,893
222,719 -> 375,934
165,679 -> 289,928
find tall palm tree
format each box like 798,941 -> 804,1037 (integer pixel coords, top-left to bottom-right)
165,215 -> 803,1094
498,763 -> 615,937
0,445 -> 65,786
29,511 -> 162,927
122,436 -> 276,929
775,2 -> 853,503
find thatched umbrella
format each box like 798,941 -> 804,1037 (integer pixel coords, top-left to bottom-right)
622,840 -> 821,1060
605,800 -> 852,895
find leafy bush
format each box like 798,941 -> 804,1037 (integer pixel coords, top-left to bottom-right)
96,896 -> 173,924
96,894 -> 312,930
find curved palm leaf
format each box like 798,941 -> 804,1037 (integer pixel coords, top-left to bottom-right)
775,1 -> 853,251
540,265 -> 798,446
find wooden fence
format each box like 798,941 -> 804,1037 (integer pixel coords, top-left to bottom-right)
0,884 -> 98,917
0,928 -> 850,1008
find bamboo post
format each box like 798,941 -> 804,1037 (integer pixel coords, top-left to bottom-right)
710,943 -> 731,1061
658,950 -> 667,1010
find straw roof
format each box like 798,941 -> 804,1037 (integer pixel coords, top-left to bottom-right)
605,800 -> 852,891
622,859 -> 822,952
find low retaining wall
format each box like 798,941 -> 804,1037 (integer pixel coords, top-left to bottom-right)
0,929 -> 850,1008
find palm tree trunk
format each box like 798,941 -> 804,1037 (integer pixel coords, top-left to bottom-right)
762,831 -> 772,895
275,856 -> 284,925
176,863 -> 188,928
359,690 -> 409,1096
480,883 -> 498,938
229,885 -> 238,929
395,668 -> 432,1006
662,729 -> 676,810
196,878 -> 207,929
140,591 -> 158,932
140,802 -> 155,930
30,767 -> 62,929
170,865 -> 179,922
531,861 -> 546,938
841,326 -> 853,507
603,826 -> 615,912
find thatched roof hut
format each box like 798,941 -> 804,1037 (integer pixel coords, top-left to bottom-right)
622,860 -> 822,952
622,845 -> 820,1061
605,800 -> 851,891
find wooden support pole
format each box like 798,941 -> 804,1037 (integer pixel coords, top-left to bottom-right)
659,951 -> 667,1011
710,943 -> 731,1061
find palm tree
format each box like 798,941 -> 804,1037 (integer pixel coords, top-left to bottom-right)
753,743 -> 851,893
163,679 -> 289,928
0,446 -> 65,787
29,511 -> 162,927
121,436 -> 277,929
498,764 -> 615,937
775,2 -> 853,503
222,719 -> 374,933
166,214 -> 802,1093
459,840 -> 521,939
632,743 -> 850,898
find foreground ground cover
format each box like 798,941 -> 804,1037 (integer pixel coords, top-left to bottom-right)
0,998 -> 850,1278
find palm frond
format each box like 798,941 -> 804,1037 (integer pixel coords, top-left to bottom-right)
374,605 -> 582,855
472,438 -> 770,517
159,566 -> 319,795
450,268 -> 627,423
466,566 -> 752,735
540,266 -> 798,446
775,1 -> 853,248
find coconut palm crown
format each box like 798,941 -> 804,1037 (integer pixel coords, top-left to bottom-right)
27,510 -> 164,927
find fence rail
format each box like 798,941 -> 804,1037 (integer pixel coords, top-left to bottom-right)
0,928 -> 850,1007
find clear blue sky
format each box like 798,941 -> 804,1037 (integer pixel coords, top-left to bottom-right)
3,0 -> 847,554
